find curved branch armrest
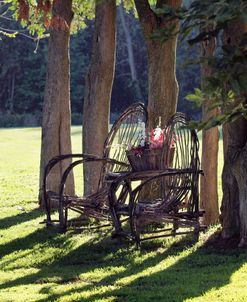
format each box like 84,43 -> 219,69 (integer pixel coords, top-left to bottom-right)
44,153 -> 100,179
42,153 -> 98,204
43,155 -> 129,218
132,168 -> 203,196
57,157 -> 129,201
109,168 -> 202,200
43,153 -> 129,191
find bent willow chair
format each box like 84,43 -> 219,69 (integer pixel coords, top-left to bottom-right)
43,102 -> 148,230
110,112 -> 205,244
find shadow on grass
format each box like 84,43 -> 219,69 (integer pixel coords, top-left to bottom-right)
0,229 -> 186,289
0,208 -> 43,230
0,222 -> 246,302
36,239 -> 246,302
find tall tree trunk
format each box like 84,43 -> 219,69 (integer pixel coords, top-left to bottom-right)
83,0 -> 116,195
221,21 -> 247,246
118,3 -> 142,100
134,0 -> 182,129
134,0 -> 181,201
200,34 -> 219,225
39,0 -> 74,205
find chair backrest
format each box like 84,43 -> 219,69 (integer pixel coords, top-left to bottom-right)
160,112 -> 200,213
100,102 -> 148,185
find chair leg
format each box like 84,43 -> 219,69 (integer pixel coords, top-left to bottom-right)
46,198 -> 52,225
43,191 -> 52,225
193,223 -> 200,241
129,213 -> 140,244
172,219 -> 179,236
59,198 -> 67,231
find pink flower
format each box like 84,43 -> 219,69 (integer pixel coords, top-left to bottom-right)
128,126 -> 177,157
149,127 -> 164,149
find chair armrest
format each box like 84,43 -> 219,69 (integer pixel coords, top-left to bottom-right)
43,155 -> 129,213
109,168 -> 199,209
57,157 -> 129,201
44,153 -> 100,180
131,168 -> 200,195
43,153 -> 129,188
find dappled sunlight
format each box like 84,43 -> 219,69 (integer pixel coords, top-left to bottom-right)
0,128 -> 246,302
0,214 -> 46,245
0,221 -> 246,302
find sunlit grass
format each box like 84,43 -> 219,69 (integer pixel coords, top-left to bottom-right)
0,127 -> 246,302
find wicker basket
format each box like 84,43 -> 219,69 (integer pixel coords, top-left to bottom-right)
126,147 -> 175,172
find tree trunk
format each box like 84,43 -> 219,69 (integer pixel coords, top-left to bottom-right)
83,0 -> 116,195
118,3 -> 143,100
220,122 -> 240,239
233,143 -> 247,247
221,117 -> 247,245
134,0 -> 182,129
134,0 -> 181,201
200,33 -> 219,225
39,0 -> 74,205
221,21 -> 247,246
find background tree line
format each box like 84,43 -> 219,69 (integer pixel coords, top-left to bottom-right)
0,4 -> 200,127
3,0 -> 246,247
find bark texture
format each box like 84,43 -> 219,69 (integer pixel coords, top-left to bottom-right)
83,0 -> 116,195
134,0 -> 181,201
134,0 -> 182,128
221,21 -> 247,247
39,0 -> 74,205
200,34 -> 219,225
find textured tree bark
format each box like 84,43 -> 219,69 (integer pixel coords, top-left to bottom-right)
83,0 -> 116,195
134,0 -> 182,128
233,144 -> 247,247
221,21 -> 247,246
134,0 -> 181,201
221,122 -> 240,239
39,0 -> 74,205
221,117 -> 247,245
200,34 -> 219,225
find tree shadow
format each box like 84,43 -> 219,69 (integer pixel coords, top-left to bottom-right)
0,226 -> 246,302
37,237 -> 246,302
0,208 -> 43,230
0,231 -> 187,291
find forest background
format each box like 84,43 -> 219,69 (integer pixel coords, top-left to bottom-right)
0,3 -> 200,128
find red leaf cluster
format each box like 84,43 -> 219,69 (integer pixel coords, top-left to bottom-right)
37,0 -> 52,13
18,0 -> 29,21
36,0 -> 52,28
50,15 -> 69,31
44,18 -> 51,29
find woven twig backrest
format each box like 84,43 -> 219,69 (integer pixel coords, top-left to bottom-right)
100,103 -> 148,184
160,112 -> 200,212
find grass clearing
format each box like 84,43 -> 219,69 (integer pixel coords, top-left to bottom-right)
0,127 -> 246,302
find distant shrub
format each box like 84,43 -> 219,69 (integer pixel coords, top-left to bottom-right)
0,112 -> 121,128
71,113 -> 82,125
0,113 -> 41,128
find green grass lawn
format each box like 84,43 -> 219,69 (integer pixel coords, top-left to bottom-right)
0,127 -> 246,302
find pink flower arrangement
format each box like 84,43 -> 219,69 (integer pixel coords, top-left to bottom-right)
149,127 -> 164,149
129,124 -> 177,157
129,126 -> 166,157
